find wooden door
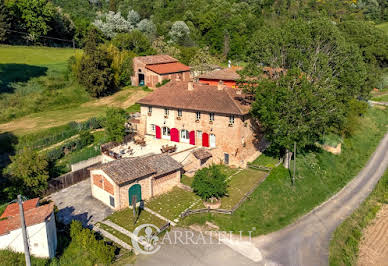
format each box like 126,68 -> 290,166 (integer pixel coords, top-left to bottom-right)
128,184 -> 142,205
202,133 -> 209,147
171,128 -> 179,142
155,126 -> 161,139
189,131 -> 195,145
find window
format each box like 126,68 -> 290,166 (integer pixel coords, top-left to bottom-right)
109,196 -> 115,207
229,115 -> 235,124
164,108 -> 169,116
162,127 -> 170,137
177,109 -> 182,117
151,124 -> 155,132
209,113 -> 215,121
196,130 -> 202,140
196,112 -> 201,120
180,129 -> 190,143
148,106 -> 152,113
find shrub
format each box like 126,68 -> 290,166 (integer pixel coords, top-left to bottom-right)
62,221 -> 115,265
45,147 -> 64,162
191,164 -> 228,201
79,130 -> 94,147
103,108 -> 127,142
0,249 -> 49,266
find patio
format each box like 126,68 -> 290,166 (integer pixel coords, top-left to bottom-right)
110,135 -> 195,159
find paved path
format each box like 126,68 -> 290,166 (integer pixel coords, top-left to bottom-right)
136,131 -> 388,266
47,179 -> 113,227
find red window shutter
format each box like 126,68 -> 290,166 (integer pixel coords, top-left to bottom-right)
155,126 -> 161,139
170,128 -> 179,142
189,131 -> 195,145
202,133 -> 209,147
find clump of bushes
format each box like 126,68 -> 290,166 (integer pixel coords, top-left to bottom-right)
191,164 -> 228,201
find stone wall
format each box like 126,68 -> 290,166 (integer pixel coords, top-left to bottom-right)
152,171 -> 180,197
90,169 -> 120,210
118,176 -> 153,209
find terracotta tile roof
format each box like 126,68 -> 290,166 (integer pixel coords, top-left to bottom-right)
137,80 -> 250,115
0,203 -> 54,236
0,198 -> 39,219
199,67 -> 241,81
146,62 -> 190,75
94,154 -> 182,185
135,55 -> 178,65
193,149 -> 212,160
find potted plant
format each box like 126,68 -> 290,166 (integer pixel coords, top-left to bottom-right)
191,165 -> 228,209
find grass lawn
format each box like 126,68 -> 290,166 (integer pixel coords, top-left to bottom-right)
250,153 -> 280,169
182,107 -> 388,236
371,93 -> 388,102
221,168 -> 267,209
329,169 -> 388,266
98,223 -> 133,245
146,187 -> 201,221
105,207 -> 166,233
181,174 -> 193,187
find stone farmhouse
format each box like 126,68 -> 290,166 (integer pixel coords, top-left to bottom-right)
0,198 -> 57,258
90,154 -> 182,210
131,55 -> 191,87
136,79 -> 261,167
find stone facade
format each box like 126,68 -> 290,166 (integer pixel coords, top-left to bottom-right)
90,169 -> 181,210
139,105 -> 260,167
132,57 -> 190,88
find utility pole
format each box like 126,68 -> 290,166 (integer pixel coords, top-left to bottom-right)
293,142 -> 296,185
17,195 -> 31,266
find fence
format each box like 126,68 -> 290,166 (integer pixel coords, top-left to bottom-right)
180,172 -> 269,219
44,162 -> 101,195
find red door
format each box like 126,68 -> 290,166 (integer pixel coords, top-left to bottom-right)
189,131 -> 195,145
155,126 -> 161,139
202,133 -> 209,147
170,128 -> 179,142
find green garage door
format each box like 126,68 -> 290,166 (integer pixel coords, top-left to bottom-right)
128,184 -> 141,205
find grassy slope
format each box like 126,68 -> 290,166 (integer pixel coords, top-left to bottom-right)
376,22 -> 388,35
0,45 -> 148,135
329,169 -> 388,266
182,107 -> 388,236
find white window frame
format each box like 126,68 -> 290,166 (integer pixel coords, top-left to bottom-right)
162,127 -> 170,139
151,124 -> 155,132
148,106 -> 152,113
177,109 -> 183,117
180,129 -> 190,143
196,130 -> 202,140
164,108 -> 169,116
196,112 -> 201,120
210,134 -> 216,148
229,115 -> 235,124
209,113 -> 215,121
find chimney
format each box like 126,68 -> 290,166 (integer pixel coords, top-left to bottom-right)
188,80 -> 194,91
217,80 -> 224,91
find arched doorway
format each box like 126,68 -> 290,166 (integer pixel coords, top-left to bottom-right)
180,129 -> 190,143
189,131 -> 195,145
155,126 -> 161,139
128,184 -> 141,205
210,134 -> 216,148
202,133 -> 209,147
171,128 -> 179,142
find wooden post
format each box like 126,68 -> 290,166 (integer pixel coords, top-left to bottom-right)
18,195 -> 31,266
293,142 -> 296,185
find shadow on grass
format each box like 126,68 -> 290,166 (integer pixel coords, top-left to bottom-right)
0,64 -> 48,93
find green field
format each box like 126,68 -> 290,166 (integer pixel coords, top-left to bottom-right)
0,45 -> 148,135
182,107 -> 388,236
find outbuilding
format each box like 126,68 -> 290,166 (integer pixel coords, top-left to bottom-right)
90,154 -> 183,210
131,55 -> 191,87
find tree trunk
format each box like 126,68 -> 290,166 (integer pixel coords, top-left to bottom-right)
283,149 -> 293,169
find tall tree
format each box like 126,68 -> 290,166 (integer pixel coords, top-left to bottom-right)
103,108 -> 127,142
244,18 -> 368,164
0,0 -> 10,42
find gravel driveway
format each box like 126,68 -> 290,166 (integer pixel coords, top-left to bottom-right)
47,179 -> 113,227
